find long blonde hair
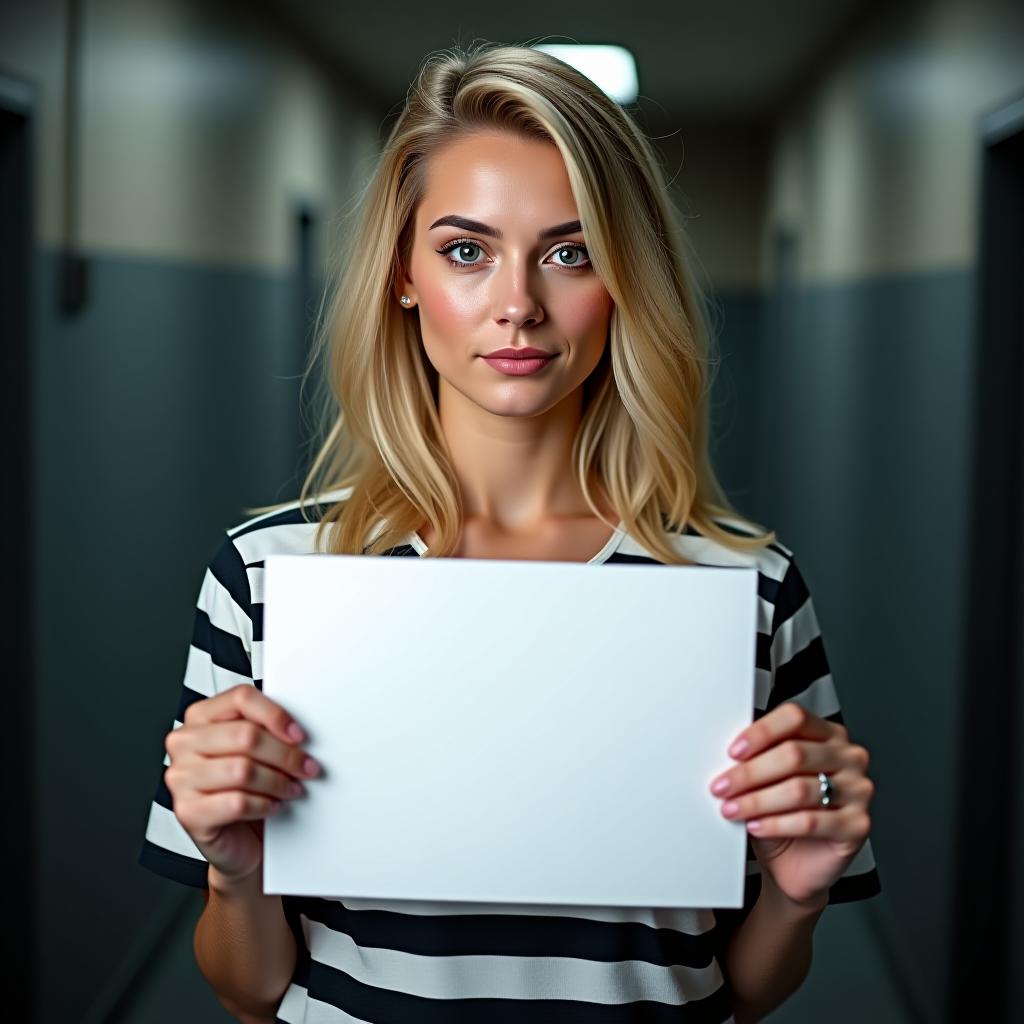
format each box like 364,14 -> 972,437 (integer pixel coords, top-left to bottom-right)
250,41 -> 776,563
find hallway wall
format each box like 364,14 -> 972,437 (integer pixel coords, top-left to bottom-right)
4,0 -> 1022,1020
1,0 -> 380,1019
750,0 -> 1024,1019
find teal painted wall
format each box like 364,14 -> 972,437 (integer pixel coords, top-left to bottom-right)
31,246 -> 312,1022
711,269 -> 977,1022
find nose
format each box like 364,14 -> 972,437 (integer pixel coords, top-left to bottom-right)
492,261 -> 544,330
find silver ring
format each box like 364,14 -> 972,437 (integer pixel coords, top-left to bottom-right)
817,771 -> 836,807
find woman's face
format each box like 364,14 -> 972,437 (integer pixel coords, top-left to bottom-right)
399,130 -> 614,420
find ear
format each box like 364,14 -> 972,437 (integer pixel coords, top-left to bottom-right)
393,265 -> 417,307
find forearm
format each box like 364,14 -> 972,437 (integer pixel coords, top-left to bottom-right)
193,865 -> 297,1018
723,875 -> 828,1024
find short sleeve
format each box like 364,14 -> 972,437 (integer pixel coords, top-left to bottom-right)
712,555 -> 882,956
764,555 -> 882,904
137,533 -> 256,889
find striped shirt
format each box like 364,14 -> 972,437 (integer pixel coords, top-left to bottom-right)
139,488 -> 882,1022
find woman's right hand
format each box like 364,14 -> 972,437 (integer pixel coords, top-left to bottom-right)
163,683 -> 321,883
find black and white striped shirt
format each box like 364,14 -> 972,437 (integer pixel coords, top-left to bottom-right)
139,488 -> 882,1023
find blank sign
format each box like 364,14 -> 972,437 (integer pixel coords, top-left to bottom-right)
261,554 -> 757,908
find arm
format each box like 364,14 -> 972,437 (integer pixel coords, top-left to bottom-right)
193,865 -> 297,1020
722,873 -> 828,1024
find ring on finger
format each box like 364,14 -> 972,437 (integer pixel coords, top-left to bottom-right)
818,770 -> 838,808
722,771 -> 842,819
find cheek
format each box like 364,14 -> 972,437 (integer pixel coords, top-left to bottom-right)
417,277 -> 486,335
561,284 -> 614,342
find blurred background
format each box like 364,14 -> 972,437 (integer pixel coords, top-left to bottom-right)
2,0 -> 1022,1021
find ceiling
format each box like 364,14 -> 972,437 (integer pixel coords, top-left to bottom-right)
258,0 -> 876,127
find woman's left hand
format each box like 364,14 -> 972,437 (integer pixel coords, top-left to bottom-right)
709,701 -> 875,907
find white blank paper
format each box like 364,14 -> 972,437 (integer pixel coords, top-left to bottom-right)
261,554 -> 758,908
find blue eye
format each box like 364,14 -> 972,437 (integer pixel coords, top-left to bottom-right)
549,244 -> 591,269
435,238 -> 592,272
437,240 -> 486,266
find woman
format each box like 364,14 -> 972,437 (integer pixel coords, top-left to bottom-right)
139,41 -> 881,1023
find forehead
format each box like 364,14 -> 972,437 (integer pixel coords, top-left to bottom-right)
419,131 -> 577,221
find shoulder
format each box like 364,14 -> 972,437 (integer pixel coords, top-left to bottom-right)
692,516 -> 822,635
618,512 -> 795,579
701,514 -> 795,579
613,513 -> 812,641
220,485 -> 354,564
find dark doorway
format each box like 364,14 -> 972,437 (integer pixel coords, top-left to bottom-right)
948,93 -> 1024,1024
0,71 -> 37,1020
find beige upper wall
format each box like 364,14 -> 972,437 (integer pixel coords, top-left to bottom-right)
763,0 -> 1024,284
1,0 -> 381,274
0,0 -> 770,291
16,0 -> 1012,290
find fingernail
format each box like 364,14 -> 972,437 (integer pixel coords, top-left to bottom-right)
288,722 -> 306,742
722,800 -> 740,817
747,819 -> 763,832
729,738 -> 750,758
711,777 -> 731,795
288,781 -> 304,797
303,756 -> 321,777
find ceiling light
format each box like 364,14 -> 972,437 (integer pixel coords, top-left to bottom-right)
533,44 -> 639,105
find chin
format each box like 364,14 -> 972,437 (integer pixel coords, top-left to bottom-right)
475,395 -> 555,418
439,376 -> 550,415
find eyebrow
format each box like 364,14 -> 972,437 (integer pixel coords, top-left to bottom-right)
427,214 -> 582,241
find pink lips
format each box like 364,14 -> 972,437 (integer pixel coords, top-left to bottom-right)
482,356 -> 554,376
481,347 -> 557,376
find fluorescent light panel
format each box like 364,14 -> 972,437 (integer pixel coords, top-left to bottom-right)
533,44 -> 639,105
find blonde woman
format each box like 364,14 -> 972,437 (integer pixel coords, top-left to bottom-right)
139,42 -> 881,1024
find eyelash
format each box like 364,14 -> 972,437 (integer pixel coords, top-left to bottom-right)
435,238 -> 592,272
